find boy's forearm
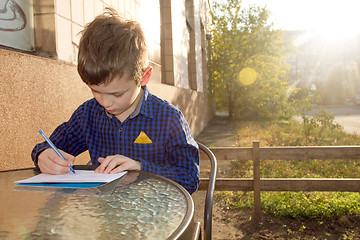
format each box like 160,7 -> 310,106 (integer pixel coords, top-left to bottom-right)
140,160 -> 199,194
138,146 -> 200,194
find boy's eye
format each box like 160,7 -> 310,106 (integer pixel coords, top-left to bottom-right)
114,93 -> 123,97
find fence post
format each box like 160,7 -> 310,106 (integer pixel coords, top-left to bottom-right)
253,141 -> 261,222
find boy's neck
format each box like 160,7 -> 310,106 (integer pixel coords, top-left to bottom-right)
115,87 -> 144,122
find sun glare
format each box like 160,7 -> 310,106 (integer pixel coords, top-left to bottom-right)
312,1 -> 360,43
242,0 -> 360,43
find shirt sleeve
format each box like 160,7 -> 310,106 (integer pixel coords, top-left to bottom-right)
139,111 -> 200,194
31,104 -> 89,167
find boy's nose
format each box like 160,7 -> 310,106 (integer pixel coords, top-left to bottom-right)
99,95 -> 112,108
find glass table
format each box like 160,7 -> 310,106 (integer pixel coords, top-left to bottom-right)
0,166 -> 194,239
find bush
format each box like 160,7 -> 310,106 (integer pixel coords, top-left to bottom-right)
218,117 -> 360,220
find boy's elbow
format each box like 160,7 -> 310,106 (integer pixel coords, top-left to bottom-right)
186,175 -> 199,195
187,185 -> 198,195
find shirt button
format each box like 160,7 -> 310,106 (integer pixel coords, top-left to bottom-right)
119,128 -> 123,132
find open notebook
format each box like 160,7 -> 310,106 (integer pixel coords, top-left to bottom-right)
15,170 -> 127,189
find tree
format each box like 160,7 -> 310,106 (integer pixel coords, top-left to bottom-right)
208,0 -> 293,120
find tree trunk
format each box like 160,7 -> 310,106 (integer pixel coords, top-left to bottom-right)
228,92 -> 233,120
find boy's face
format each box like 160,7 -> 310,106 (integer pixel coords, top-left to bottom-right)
88,75 -> 141,116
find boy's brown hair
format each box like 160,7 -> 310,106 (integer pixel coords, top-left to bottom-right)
77,8 -> 148,86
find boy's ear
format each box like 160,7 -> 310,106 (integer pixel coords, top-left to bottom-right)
140,66 -> 152,86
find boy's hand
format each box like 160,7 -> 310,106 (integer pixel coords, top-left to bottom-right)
95,155 -> 141,174
37,148 -> 75,174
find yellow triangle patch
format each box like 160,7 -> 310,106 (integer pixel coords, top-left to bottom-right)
134,131 -> 153,144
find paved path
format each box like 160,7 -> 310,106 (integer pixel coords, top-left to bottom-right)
313,105 -> 360,135
195,118 -> 238,147
197,105 -> 360,147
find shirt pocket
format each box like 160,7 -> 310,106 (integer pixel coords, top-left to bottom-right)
132,141 -> 165,162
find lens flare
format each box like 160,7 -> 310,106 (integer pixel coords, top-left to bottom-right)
239,67 -> 257,86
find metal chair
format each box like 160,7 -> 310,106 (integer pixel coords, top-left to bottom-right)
194,141 -> 217,240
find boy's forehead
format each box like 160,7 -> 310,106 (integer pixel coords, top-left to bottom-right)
106,72 -> 133,84
89,75 -> 136,92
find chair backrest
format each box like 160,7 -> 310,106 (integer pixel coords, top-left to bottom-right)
197,142 -> 217,240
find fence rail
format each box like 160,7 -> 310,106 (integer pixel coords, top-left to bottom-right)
198,141 -> 360,222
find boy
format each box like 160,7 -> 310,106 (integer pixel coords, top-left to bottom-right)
31,9 -> 199,194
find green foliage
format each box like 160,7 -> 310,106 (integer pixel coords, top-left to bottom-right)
290,85 -> 320,118
232,117 -> 353,147
301,110 -> 343,144
216,118 -> 360,220
208,0 -> 296,120
217,191 -> 360,220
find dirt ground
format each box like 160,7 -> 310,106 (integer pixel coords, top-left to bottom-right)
193,118 -> 360,240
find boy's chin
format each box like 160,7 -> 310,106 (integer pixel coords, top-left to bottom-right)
106,109 -> 116,114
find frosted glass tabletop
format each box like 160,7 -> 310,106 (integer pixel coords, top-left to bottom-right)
0,167 -> 194,240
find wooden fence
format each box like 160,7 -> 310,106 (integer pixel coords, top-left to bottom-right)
198,141 -> 360,222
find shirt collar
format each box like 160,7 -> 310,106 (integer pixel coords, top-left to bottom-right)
104,86 -> 153,119
138,86 -> 154,119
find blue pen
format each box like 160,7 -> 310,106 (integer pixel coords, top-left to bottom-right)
38,129 -> 76,174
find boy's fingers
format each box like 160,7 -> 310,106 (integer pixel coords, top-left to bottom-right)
48,151 -> 69,167
108,161 -> 132,174
38,160 -> 51,173
95,155 -> 140,174
48,150 -> 74,173
109,165 -> 125,174
94,157 -> 105,172
104,158 -> 126,173
108,159 -> 141,174
49,162 -> 70,174
48,155 -> 70,173
60,150 -> 76,166
39,158 -> 69,174
38,148 -> 76,174
95,156 -> 114,173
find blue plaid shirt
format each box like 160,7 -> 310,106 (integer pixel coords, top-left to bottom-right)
31,86 -> 199,194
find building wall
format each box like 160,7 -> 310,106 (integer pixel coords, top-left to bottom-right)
0,48 -> 93,171
0,0 -> 211,171
194,0 -> 204,92
171,0 -> 189,89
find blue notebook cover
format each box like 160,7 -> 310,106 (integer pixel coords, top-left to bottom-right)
16,182 -> 105,189
15,170 -> 128,189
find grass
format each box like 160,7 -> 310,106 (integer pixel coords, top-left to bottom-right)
216,118 -> 360,220
231,119 -> 359,147
218,191 -> 360,220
